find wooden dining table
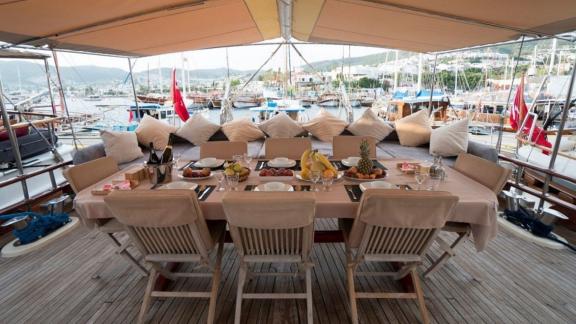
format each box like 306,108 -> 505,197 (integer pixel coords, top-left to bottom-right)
74,159 -> 499,252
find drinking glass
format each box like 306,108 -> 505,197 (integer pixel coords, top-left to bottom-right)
243,153 -> 253,168
233,154 -> 244,166
414,169 -> 427,190
322,175 -> 334,192
215,171 -> 226,192
310,170 -> 322,192
226,174 -> 239,191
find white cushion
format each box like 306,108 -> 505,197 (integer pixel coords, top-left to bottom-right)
176,113 -> 220,145
347,108 -> 393,142
395,109 -> 432,146
100,130 -> 143,164
135,115 -> 178,149
221,118 -> 265,142
259,112 -> 305,138
429,119 -> 469,157
302,109 -> 348,142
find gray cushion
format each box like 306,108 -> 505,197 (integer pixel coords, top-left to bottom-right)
467,141 -> 498,162
72,143 -> 106,165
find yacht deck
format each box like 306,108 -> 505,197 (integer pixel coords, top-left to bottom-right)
0,218 -> 574,324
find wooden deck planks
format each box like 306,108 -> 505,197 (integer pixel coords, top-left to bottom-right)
0,223 -> 575,324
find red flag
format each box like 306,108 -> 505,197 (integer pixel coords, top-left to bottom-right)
171,68 -> 189,122
128,109 -> 133,123
510,75 -> 528,131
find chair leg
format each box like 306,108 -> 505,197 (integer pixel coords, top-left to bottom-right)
234,265 -> 248,324
423,231 -> 468,278
103,233 -> 148,276
138,268 -> 157,324
305,267 -> 313,324
346,263 -> 359,324
207,238 -> 224,324
411,270 -> 430,324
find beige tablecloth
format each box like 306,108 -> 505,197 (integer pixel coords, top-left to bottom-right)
74,159 -> 498,251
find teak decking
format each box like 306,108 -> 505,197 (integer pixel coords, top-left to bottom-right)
0,218 -> 575,323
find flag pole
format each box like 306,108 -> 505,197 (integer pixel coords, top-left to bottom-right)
496,35 -> 525,153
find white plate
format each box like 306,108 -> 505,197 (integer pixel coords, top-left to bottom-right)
178,173 -> 213,181
342,157 -> 361,167
259,175 -> 294,182
159,181 -> 198,191
295,171 -> 343,182
267,158 -> 297,168
255,182 -> 294,192
359,181 -> 397,192
193,158 -> 225,168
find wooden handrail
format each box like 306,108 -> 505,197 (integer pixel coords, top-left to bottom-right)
7,111 -> 57,118
0,160 -> 72,188
0,117 -> 62,131
506,181 -> 576,213
498,154 -> 576,184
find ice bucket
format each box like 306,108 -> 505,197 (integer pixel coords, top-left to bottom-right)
145,162 -> 173,185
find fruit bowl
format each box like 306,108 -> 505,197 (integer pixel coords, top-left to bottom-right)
238,167 -> 251,182
224,162 -> 251,182
344,167 -> 387,180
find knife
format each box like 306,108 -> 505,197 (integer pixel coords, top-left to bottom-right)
198,186 -> 213,200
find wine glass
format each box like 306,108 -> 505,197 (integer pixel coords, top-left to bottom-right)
322,174 -> 334,192
226,174 -> 239,191
414,169 -> 427,190
243,153 -> 253,168
310,170 -> 322,192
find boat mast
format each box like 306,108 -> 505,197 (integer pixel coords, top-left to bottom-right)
51,49 -> 78,150
417,53 -> 423,91
157,58 -> 162,95
393,50 -> 399,91
128,58 -> 141,122
548,38 -> 557,75
43,58 -> 56,116
454,55 -> 458,94
427,53 -> 439,116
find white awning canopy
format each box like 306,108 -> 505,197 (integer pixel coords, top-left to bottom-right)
0,0 -> 574,57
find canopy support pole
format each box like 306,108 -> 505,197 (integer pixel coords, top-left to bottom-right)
0,80 -> 29,202
428,53 -> 438,116
43,58 -> 56,116
496,36 -> 525,153
51,49 -> 78,150
128,58 -> 141,122
536,56 -> 576,211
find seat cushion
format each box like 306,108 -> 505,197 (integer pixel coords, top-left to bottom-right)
100,130 -> 143,164
395,109 -> 432,147
347,108 -> 393,141
221,118 -> 265,142
135,115 -> 177,149
302,109 -> 348,142
259,112 -> 305,138
429,119 -> 469,157
176,113 -> 220,145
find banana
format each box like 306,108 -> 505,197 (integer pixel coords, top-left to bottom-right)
300,149 -> 311,172
316,152 -> 337,173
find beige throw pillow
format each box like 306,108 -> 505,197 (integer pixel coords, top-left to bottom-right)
259,112 -> 305,138
429,119 -> 469,157
135,115 -> 177,149
176,113 -> 220,145
395,109 -> 432,146
347,108 -> 393,142
100,130 -> 143,164
302,109 -> 348,142
222,118 -> 265,142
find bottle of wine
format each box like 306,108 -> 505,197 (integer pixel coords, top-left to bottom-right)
148,142 -> 160,165
160,133 -> 175,164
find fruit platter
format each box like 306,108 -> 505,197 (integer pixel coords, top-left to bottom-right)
343,139 -> 387,180
180,167 -> 212,180
258,168 -> 294,182
296,149 -> 342,181
224,162 -> 251,182
397,162 -> 421,174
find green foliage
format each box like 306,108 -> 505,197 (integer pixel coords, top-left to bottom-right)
230,79 -> 241,87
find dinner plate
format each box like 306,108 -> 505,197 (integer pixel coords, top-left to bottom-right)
193,158 -> 225,168
359,181 -> 397,192
254,182 -> 294,192
178,173 -> 213,181
295,171 -> 344,182
159,181 -> 198,191
341,157 -> 361,167
267,158 -> 297,168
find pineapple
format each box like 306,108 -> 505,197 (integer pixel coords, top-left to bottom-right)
357,139 -> 373,175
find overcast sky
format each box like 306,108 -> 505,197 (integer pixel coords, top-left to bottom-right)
51,40 -> 389,72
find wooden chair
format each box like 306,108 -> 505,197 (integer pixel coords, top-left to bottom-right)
64,157 -> 148,277
423,153 -> 511,279
105,190 -> 226,324
200,141 -> 247,160
264,137 -> 311,160
332,135 -> 377,159
340,190 -> 458,324
222,192 -> 316,324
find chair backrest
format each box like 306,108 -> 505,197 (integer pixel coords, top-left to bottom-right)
454,153 -> 511,194
64,156 -> 118,194
264,137 -> 311,159
200,141 -> 248,159
104,190 -> 215,260
222,192 -> 315,259
332,136 -> 377,159
348,190 -> 458,258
